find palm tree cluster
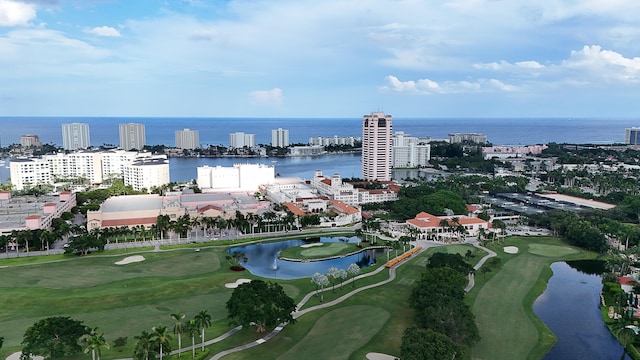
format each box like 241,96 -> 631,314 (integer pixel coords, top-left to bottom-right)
133,309 -> 211,360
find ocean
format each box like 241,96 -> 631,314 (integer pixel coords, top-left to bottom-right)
1,117 -> 638,183
1,117 -> 638,147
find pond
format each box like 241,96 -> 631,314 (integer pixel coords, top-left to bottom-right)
533,260 -> 630,360
228,236 -> 387,280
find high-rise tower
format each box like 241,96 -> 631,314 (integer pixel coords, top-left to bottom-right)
119,123 -> 146,150
61,123 -> 91,150
362,112 -> 392,181
175,128 -> 200,150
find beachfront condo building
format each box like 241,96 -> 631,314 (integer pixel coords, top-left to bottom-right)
175,128 -> 200,150
271,128 -> 290,147
61,122 -> 91,150
362,112 -> 393,181
119,123 -> 146,150
626,128 -> 640,145
392,131 -> 431,168
20,134 -> 42,148
229,132 -> 256,148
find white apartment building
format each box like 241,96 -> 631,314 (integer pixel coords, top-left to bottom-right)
309,136 -> 361,147
197,164 -> 274,192
10,150 -> 170,191
119,123 -> 146,150
271,128 -> 290,147
448,133 -> 487,144
20,135 -> 42,148
62,123 -> 91,150
229,132 -> 256,148
175,128 -> 200,150
9,158 -> 52,190
309,170 -> 399,205
392,131 -> 431,168
290,145 -> 324,157
123,157 -> 170,192
362,112 -> 392,181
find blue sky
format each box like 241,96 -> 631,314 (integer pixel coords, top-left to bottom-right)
1,0 -> 639,118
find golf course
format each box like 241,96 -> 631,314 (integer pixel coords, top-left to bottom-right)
0,235 -> 596,360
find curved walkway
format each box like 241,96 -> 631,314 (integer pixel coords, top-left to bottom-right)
209,246 -> 428,360
464,242 -> 497,292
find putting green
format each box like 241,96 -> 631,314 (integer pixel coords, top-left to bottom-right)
279,305 -> 390,360
527,244 -> 580,257
300,243 -> 349,257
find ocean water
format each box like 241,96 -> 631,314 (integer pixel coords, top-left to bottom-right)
0,117 -> 638,147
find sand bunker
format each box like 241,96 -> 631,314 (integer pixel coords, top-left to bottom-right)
115,255 -> 146,265
503,246 -> 519,254
366,353 -> 398,360
7,352 -> 43,360
225,278 -> 252,289
300,243 -> 324,248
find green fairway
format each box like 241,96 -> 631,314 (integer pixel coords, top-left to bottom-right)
278,242 -> 367,260
470,237 -> 595,360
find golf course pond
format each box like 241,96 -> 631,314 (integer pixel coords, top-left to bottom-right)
534,260 -> 630,360
228,236 -> 387,279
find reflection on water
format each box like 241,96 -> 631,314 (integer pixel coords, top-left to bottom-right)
534,261 -> 629,360
229,236 -> 387,280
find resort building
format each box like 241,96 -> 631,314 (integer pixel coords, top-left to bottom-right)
9,158 -> 52,191
406,212 -> 491,241
61,123 -> 91,150
482,145 -> 548,159
196,164 -> 275,192
20,135 -> 42,148
87,194 -> 163,231
271,128 -> 290,147
362,112 -> 392,181
229,132 -> 256,148
0,191 -> 76,236
175,128 -> 200,150
122,157 -> 170,192
392,131 -> 431,168
309,170 -> 399,205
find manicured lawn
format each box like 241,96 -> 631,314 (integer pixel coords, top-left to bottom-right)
469,236 -> 596,360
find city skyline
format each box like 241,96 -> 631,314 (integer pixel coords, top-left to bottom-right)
1,1 -> 640,118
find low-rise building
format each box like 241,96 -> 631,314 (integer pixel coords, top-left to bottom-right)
197,164 -> 275,192
406,211 -> 490,240
0,191 -> 76,235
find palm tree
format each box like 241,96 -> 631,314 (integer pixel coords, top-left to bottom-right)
133,330 -> 154,360
171,311 -> 186,357
186,319 -> 198,359
156,214 -> 171,240
81,327 -> 110,360
151,324 -> 172,360
194,310 -> 211,351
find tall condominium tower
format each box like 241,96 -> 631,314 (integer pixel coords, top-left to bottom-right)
61,123 -> 91,150
229,132 -> 256,148
175,128 -> 200,150
626,128 -> 640,145
271,128 -> 290,147
119,123 -> 146,150
20,134 -> 42,148
362,112 -> 393,181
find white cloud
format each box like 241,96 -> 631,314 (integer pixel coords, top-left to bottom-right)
563,45 -> 640,82
383,75 -> 516,94
85,26 -> 121,37
250,88 -> 283,105
0,0 -> 36,27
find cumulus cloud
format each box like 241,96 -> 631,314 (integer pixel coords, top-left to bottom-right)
474,60 -> 545,71
250,88 -> 283,105
563,45 -> 640,82
0,0 -> 36,27
383,75 -> 516,94
85,26 -> 121,37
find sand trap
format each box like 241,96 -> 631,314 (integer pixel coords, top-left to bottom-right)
115,255 -> 146,265
300,243 -> 324,248
504,246 -> 519,254
225,278 -> 252,289
366,353 -> 398,360
7,352 -> 43,360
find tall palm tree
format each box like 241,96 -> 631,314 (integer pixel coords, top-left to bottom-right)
186,319 -> 198,359
133,330 -> 154,360
194,310 -> 211,351
81,327 -> 110,360
171,311 -> 186,357
151,324 -> 172,360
